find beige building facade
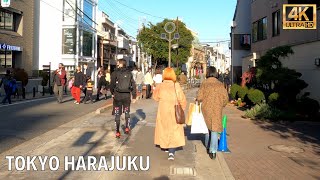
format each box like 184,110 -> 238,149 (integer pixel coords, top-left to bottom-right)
246,0 -> 320,102
0,0 -> 39,75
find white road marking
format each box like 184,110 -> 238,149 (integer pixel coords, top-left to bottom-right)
0,96 -> 55,107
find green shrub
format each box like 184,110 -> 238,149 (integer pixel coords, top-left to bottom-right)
238,86 -> 249,100
244,103 -> 291,120
268,93 -> 279,104
230,84 -> 241,99
248,89 -> 265,104
13,68 -> 29,87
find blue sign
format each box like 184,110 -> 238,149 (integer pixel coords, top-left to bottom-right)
0,43 -> 22,51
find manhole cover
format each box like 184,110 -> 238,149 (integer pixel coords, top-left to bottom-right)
268,145 -> 304,153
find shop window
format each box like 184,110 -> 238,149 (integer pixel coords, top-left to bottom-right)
83,30 -> 93,56
0,50 -> 13,68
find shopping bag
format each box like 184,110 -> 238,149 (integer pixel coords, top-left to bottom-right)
191,103 -> 209,134
186,102 -> 196,126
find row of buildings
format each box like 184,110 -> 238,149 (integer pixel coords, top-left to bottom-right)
230,0 -> 320,102
0,0 -> 138,80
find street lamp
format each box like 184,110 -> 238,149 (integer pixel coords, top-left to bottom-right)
161,22 -> 180,67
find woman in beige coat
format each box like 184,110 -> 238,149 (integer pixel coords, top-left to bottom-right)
152,68 -> 187,160
197,66 -> 228,159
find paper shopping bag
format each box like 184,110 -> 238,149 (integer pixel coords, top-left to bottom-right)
186,103 -> 196,126
191,103 -> 209,134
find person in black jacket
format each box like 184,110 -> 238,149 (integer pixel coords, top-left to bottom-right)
81,63 -> 92,102
72,66 -> 85,104
110,59 -> 137,138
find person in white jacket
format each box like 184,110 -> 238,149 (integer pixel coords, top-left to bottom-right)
144,68 -> 154,99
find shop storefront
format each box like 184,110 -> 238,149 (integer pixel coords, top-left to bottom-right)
0,43 -> 22,73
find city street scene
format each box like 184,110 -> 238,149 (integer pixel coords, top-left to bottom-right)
0,0 -> 320,179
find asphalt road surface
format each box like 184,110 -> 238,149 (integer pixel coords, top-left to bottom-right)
0,95 -> 109,153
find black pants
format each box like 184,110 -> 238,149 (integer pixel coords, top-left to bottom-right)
146,84 -> 151,99
113,98 -> 131,132
81,88 -> 87,102
84,90 -> 93,103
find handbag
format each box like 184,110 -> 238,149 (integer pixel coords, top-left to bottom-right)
174,83 -> 185,124
191,102 -> 209,134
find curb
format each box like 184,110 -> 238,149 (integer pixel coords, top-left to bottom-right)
95,102 -> 113,114
217,152 -> 235,180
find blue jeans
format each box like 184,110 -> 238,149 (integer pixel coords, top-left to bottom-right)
169,148 -> 176,154
205,131 -> 218,153
2,88 -> 12,104
137,84 -> 142,93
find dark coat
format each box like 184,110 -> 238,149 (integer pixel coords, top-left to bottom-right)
74,71 -> 85,88
197,77 -> 228,132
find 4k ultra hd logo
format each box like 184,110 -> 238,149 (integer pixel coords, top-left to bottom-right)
283,4 -> 317,29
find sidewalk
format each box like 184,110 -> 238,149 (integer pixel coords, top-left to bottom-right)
0,88 -> 234,180
223,105 -> 320,179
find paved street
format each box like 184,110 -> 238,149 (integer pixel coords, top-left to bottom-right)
0,88 -> 319,179
0,88 -> 234,180
0,94 -> 110,153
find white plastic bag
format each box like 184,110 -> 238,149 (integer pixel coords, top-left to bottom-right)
191,102 -> 209,134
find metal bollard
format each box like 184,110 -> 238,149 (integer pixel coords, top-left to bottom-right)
33,87 -> 36,98
22,87 -> 26,99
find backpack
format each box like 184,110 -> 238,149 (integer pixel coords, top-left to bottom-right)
115,71 -> 133,93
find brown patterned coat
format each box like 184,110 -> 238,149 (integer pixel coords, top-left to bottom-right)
196,77 -> 228,132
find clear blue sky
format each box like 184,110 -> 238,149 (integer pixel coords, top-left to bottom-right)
98,0 -> 237,43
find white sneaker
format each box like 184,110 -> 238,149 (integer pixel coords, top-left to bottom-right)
75,102 -> 80,105
74,101 -> 77,104
168,153 -> 174,160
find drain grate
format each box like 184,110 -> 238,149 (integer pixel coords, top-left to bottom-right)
170,166 -> 197,176
268,144 -> 304,153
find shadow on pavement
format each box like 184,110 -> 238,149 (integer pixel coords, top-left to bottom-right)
253,120 -> 320,155
153,175 -> 170,180
130,109 -> 146,130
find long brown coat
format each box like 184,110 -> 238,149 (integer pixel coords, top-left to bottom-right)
197,77 -> 228,132
152,80 -> 187,148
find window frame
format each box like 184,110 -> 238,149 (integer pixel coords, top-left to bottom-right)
252,17 -> 268,43
272,10 -> 280,37
0,9 -> 15,31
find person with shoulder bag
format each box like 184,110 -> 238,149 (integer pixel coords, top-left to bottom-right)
196,66 -> 228,159
152,67 -> 187,161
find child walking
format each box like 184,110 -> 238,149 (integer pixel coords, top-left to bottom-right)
84,76 -> 94,104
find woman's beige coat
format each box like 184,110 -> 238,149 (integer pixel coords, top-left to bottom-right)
152,80 -> 187,148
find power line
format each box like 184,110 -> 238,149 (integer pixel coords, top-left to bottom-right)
110,0 -> 166,20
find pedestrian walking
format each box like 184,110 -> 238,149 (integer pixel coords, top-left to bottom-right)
110,59 -> 137,138
72,66 -> 85,104
153,68 -> 163,88
84,76 -> 94,104
144,68 -> 153,99
0,70 -> 13,104
53,63 -> 67,103
196,66 -> 228,159
81,63 -> 92,102
135,68 -> 144,99
95,66 -> 104,101
152,67 -> 187,161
